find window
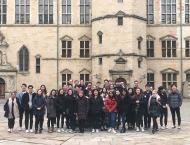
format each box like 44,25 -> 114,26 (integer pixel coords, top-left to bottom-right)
99,57 -> 102,65
162,40 -> 176,57
80,41 -> 89,58
36,57 -> 41,73
147,0 -> 154,24
19,46 -> 29,72
0,0 -> 7,24
80,0 -> 90,24
147,40 -> 154,57
147,73 -> 154,88
62,41 -> 72,57
97,31 -> 103,44
80,74 -> 89,84
15,0 -> 30,24
62,0 -> 71,24
185,0 -> 190,23
185,40 -> 190,57
186,73 -> 190,82
137,57 -> 143,68
62,74 -> 71,86
161,0 -> 176,24
39,0 -> 53,24
118,16 -> 123,25
162,73 -> 177,89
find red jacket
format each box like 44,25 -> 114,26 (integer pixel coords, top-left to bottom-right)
105,96 -> 117,112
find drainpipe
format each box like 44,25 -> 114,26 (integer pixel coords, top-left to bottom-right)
180,0 -> 183,93
56,0 -> 60,90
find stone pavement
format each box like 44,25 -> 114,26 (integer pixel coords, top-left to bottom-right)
0,99 -> 190,145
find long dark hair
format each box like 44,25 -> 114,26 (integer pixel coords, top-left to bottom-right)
40,84 -> 47,95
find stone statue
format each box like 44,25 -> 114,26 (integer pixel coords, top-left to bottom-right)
2,52 -> 7,65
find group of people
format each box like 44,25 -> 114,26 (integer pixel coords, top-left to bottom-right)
4,79 -> 183,134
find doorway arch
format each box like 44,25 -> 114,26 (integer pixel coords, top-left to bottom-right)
115,77 -> 127,84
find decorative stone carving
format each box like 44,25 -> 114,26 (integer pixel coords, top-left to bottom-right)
0,31 -> 9,48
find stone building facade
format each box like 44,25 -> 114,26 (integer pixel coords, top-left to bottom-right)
0,0 -> 190,98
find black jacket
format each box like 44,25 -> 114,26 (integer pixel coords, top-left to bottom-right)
77,96 -> 89,120
65,94 -> 77,114
56,94 -> 66,113
159,92 -> 168,107
89,96 -> 104,114
21,92 -> 36,111
4,98 -> 19,118
117,95 -> 129,113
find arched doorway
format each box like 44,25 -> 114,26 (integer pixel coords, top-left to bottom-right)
115,77 -> 127,84
0,78 -> 5,99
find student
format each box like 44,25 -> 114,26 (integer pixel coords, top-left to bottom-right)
56,89 -> 66,133
40,85 -> 47,98
22,85 -> 36,133
148,90 -> 161,134
118,89 -> 129,133
115,90 -> 122,130
16,83 -> 27,131
46,89 -> 57,133
143,84 -> 152,129
65,89 -> 77,133
158,86 -> 168,129
105,91 -> 117,134
134,88 -> 145,132
127,88 -> 135,130
33,89 -> 46,134
4,91 -> 19,133
89,89 -> 104,133
168,84 -> 183,129
76,91 -> 89,133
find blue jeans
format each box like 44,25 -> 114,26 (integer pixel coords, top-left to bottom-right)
107,112 -> 116,128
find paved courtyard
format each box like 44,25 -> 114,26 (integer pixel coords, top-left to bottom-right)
0,100 -> 190,145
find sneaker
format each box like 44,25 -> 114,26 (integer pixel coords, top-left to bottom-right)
136,127 -> 140,132
141,127 -> 144,132
161,126 -> 165,130
178,126 -> 181,129
92,129 -> 95,133
165,125 -> 168,129
10,129 -> 13,133
108,128 -> 112,133
112,129 -> 117,134
95,129 -> 99,133
30,129 -> 33,133
69,130 -> 73,133
26,130 -> 29,133
18,127 -> 22,131
57,129 -> 61,133
172,125 -> 176,129
61,128 -> 65,132
8,129 -> 11,133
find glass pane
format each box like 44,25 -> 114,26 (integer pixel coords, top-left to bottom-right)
80,41 -> 84,48
85,41 -> 89,48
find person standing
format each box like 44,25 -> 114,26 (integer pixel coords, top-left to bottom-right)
65,89 -> 77,133
56,89 -> 66,133
168,84 -> 183,129
16,83 -> 27,131
148,90 -> 161,134
89,89 -> 104,133
4,91 -> 19,133
105,91 -> 117,134
76,91 -> 89,133
33,89 -> 46,134
22,85 -> 36,133
158,86 -> 168,129
134,88 -> 145,132
46,89 -> 57,133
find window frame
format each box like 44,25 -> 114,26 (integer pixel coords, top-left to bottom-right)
80,41 -> 90,58
162,39 -> 177,58
147,72 -> 155,88
62,40 -> 72,58
62,0 -> 71,24
185,39 -> 190,57
162,73 -> 177,89
80,0 -> 90,24
19,46 -> 29,72
62,73 -> 71,86
147,0 -> 154,24
0,0 -> 7,24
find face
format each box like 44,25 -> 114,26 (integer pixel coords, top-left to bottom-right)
21,85 -> 27,92
28,87 -> 33,93
128,89 -> 132,94
172,85 -> 177,92
68,90 -> 73,95
11,92 -> 16,99
80,80 -> 84,85
52,90 -> 56,96
94,90 -> 98,96
136,89 -> 141,95
134,81 -> 138,87
152,90 -> 157,95
88,91 -> 92,96
79,92 -> 83,97
109,92 -> 113,97
60,89 -> 64,95
40,85 -> 46,91
122,91 -> 127,96
116,91 -> 120,95
37,90 -> 42,96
